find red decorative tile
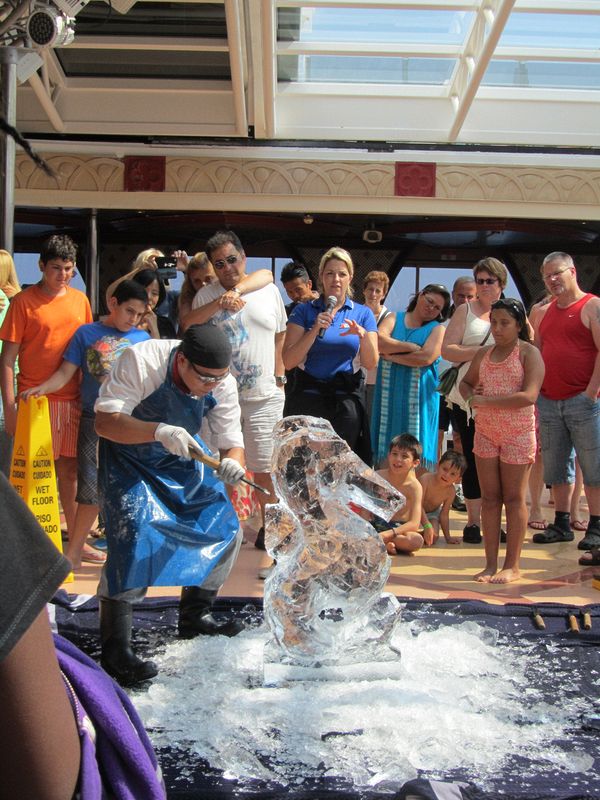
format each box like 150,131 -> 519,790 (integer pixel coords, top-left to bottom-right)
124,156 -> 166,192
394,162 -> 436,197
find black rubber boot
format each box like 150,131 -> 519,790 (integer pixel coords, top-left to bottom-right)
100,599 -> 158,686
178,587 -> 245,639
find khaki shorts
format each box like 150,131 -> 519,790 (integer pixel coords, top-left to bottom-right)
239,391 -> 285,473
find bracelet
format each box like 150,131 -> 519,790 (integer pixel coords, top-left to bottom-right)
230,286 -> 241,295
422,522 -> 433,530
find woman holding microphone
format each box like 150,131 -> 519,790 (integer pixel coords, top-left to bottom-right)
283,246 -> 378,463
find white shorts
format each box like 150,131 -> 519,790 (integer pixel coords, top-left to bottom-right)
239,391 -> 284,473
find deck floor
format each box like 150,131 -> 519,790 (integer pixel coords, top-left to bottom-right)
67,493 -> 599,608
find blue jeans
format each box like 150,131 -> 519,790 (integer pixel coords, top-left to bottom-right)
537,392 -> 600,488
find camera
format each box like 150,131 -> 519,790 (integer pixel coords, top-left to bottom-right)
155,256 -> 177,281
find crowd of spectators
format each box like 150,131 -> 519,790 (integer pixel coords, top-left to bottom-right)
0,236 -> 598,591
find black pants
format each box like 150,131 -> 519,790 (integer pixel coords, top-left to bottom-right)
450,405 -> 480,500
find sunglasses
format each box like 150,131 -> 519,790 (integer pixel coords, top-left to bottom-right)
188,362 -> 230,384
491,299 -> 524,316
475,277 -> 498,286
213,255 -> 240,270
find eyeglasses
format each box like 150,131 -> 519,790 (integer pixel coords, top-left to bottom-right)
543,266 -> 572,282
213,255 -> 240,270
475,278 -> 498,286
188,362 -> 230,384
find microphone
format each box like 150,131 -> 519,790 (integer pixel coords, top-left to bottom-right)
318,295 -> 338,339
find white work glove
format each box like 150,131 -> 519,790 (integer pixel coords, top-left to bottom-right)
217,457 -> 246,485
154,423 -> 200,459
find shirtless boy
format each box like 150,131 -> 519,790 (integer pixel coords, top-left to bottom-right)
419,450 -> 467,546
374,433 -> 424,555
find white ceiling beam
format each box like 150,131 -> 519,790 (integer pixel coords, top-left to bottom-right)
66,36 -> 229,51
27,72 -> 66,132
514,0 -> 600,12
493,46 -> 600,62
245,0 -> 268,138
448,0 -> 516,142
224,0 -> 248,136
262,0 -> 277,139
277,41 -> 461,57
277,1 -> 477,9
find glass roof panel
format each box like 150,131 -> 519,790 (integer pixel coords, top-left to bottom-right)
277,7 -> 473,45
56,48 -> 231,80
74,1 -> 226,38
483,61 -> 600,90
499,12 -> 600,50
278,55 -> 454,85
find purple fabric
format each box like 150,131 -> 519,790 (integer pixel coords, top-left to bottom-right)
54,634 -> 165,800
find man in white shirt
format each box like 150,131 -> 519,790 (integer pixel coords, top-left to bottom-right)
187,230 -> 287,549
94,324 -> 247,686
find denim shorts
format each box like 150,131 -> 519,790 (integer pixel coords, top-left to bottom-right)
537,392 -> 600,487
76,413 -> 99,505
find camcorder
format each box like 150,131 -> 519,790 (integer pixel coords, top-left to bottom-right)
155,256 -> 177,281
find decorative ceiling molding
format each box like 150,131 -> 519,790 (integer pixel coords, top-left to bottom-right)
15,153 -> 600,220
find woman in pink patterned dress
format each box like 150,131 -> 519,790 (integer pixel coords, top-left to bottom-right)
459,299 -> 545,584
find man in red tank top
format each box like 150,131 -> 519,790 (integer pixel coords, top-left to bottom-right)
533,252 -> 600,552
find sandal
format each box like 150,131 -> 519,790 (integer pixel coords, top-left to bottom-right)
532,523 -> 574,544
81,546 -> 107,564
528,519 -> 548,531
577,525 -> 600,551
571,520 -> 588,532
578,549 -> 600,567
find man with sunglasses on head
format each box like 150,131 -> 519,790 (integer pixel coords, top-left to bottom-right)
94,324 -> 247,686
533,252 -> 600,553
185,230 -> 287,551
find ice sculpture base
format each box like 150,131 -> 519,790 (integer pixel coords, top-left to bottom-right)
263,642 -> 401,687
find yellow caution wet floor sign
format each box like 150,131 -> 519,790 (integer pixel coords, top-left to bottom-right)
9,396 -> 73,582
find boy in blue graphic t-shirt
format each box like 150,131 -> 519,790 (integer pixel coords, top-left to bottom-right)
22,280 -> 150,568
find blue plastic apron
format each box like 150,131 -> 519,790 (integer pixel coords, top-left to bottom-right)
98,351 -> 239,595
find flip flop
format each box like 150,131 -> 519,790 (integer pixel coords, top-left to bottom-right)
528,519 -> 547,531
578,549 -> 600,567
81,548 -> 107,564
532,523 -> 574,544
571,520 -> 588,532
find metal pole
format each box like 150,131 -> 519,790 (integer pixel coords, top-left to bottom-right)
87,208 -> 99,315
0,47 -> 18,253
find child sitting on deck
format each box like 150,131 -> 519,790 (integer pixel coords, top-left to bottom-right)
419,450 -> 467,546
370,433 -> 424,555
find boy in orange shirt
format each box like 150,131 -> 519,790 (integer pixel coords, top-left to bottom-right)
0,235 -> 92,536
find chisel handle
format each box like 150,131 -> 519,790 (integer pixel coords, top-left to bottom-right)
532,610 -> 545,630
582,610 -> 592,631
568,612 -> 580,633
188,448 -> 270,495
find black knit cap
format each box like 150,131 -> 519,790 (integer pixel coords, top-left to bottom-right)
180,323 -> 231,369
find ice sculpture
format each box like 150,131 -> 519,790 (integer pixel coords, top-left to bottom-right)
263,416 -> 406,675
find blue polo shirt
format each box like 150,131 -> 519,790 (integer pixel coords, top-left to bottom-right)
288,296 -> 377,380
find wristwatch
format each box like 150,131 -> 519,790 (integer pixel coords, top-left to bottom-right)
275,375 -> 287,386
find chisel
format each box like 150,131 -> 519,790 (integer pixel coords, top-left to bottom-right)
188,447 -> 270,495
